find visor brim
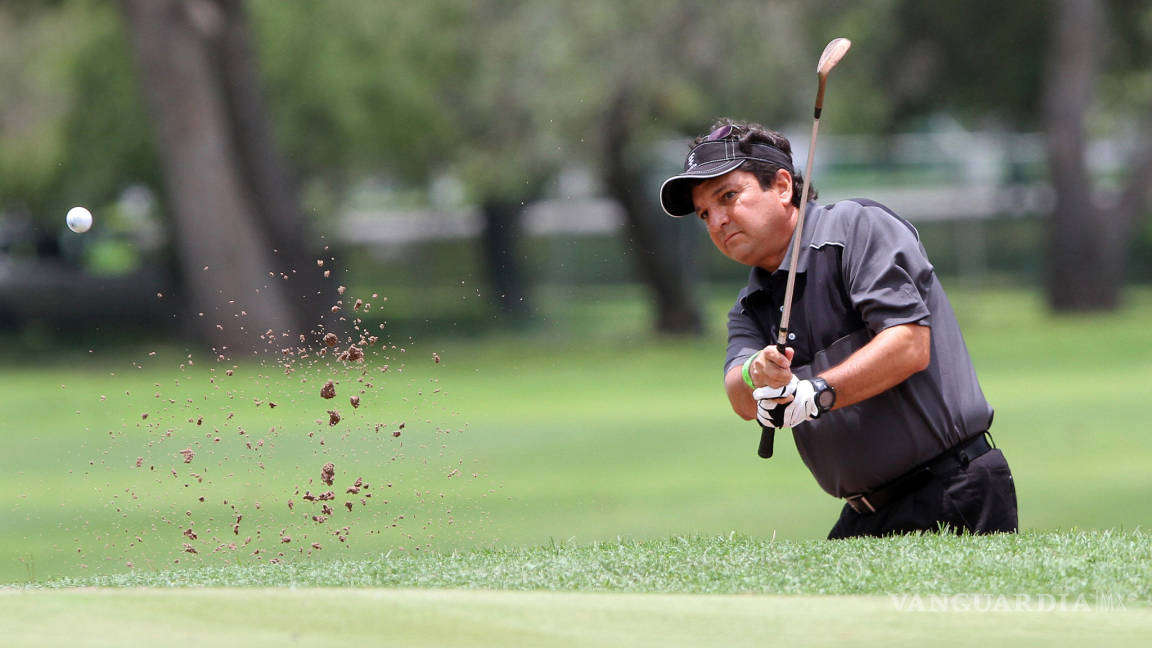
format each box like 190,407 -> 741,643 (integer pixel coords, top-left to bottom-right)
659,159 -> 745,217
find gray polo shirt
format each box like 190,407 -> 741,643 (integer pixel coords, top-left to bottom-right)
724,199 -> 993,497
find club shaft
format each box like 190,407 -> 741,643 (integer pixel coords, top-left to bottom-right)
759,38 -> 848,460
776,113 -> 822,347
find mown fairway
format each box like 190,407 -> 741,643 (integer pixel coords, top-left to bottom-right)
2,285 -> 1151,645
8,530 -> 1152,646
4,588 -> 1149,648
4,284 -> 1151,583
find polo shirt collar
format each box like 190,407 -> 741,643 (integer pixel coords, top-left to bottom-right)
742,201 -> 820,300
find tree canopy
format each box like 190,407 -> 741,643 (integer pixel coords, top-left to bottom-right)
1,0 -> 1150,339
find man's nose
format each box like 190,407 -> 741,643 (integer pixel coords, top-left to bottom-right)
706,207 -> 729,229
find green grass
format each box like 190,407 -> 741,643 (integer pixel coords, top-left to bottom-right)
3,284 -> 1152,586
31,530 -> 1152,600
4,283 -> 1152,645
3,588 -> 1149,648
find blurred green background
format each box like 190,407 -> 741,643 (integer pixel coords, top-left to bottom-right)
1,0 -> 1151,583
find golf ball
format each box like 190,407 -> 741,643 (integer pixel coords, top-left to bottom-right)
66,206 -> 92,233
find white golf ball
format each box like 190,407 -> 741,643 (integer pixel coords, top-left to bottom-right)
66,206 -> 93,233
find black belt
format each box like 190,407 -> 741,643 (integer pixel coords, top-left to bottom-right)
845,433 -> 994,515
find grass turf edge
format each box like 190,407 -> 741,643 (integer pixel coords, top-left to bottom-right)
15,529 -> 1150,602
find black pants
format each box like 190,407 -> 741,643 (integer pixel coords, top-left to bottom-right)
828,448 -> 1018,539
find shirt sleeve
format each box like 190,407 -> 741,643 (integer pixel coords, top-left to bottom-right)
724,291 -> 767,378
841,206 -> 935,333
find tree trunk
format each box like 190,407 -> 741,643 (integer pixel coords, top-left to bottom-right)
208,0 -> 334,326
480,198 -> 531,325
121,0 -> 301,355
1042,0 -> 1120,311
603,89 -> 703,335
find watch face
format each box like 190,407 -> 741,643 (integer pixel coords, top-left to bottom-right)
816,388 -> 836,411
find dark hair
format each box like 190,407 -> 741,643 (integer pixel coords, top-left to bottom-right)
691,118 -> 816,207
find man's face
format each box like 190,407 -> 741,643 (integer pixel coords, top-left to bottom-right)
690,169 -> 797,271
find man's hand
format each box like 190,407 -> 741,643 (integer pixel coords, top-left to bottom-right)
757,379 -> 822,429
752,361 -> 798,429
748,346 -> 794,390
731,324 -> 930,424
752,374 -> 798,400
756,399 -> 786,429
744,347 -> 797,427
725,345 -> 800,422
781,379 -> 821,427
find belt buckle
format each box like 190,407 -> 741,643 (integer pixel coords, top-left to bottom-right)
846,494 -> 876,514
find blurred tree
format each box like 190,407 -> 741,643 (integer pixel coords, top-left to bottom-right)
249,0 -> 810,334
1041,0 -> 1152,310
849,0 -> 1152,311
563,0 -> 811,334
263,0 -> 817,335
247,0 -> 464,189
210,0 -> 331,324
120,0 -> 310,354
0,1 -> 147,222
36,0 -> 1151,340
0,2 -> 178,333
247,0 -> 546,324
1,0 -> 829,339
449,1 -> 564,327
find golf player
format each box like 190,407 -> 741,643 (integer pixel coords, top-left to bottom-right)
660,119 -> 1018,538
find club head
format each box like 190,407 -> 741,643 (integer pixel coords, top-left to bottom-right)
816,38 -> 852,79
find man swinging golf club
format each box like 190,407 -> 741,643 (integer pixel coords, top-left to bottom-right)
659,40 -> 1017,539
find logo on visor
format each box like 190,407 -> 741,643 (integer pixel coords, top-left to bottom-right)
686,152 -> 697,169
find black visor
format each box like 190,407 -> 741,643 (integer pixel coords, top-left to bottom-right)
660,126 -> 794,217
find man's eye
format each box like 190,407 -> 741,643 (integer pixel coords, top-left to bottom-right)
724,191 -> 738,201
698,210 -> 708,221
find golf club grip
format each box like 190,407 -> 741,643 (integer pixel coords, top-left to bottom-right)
756,343 -> 790,458
757,426 -> 775,459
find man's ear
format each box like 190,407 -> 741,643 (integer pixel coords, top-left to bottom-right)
774,169 -> 794,205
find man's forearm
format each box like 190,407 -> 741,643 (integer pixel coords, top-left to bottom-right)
726,364 -> 757,421
727,323 -> 929,421
820,323 -> 930,409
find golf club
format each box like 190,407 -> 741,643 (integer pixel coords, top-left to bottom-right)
759,37 -> 851,459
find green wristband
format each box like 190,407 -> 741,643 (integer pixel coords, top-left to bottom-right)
741,352 -> 760,388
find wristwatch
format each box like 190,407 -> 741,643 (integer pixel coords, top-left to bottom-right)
809,377 -> 836,416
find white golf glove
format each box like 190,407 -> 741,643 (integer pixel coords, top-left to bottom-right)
755,378 -> 822,429
753,375 -> 798,429
756,398 -> 786,429
751,374 -> 799,401
781,379 -> 821,428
